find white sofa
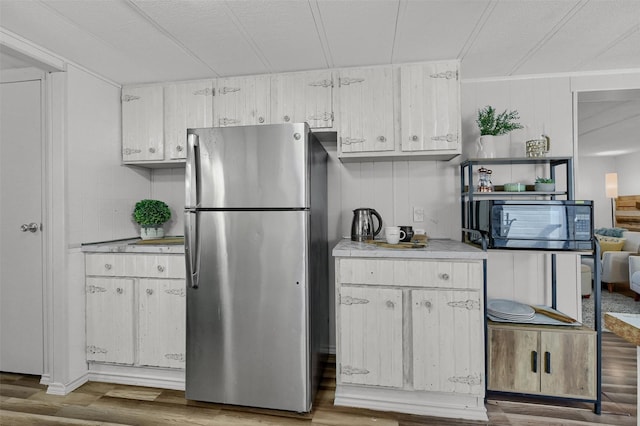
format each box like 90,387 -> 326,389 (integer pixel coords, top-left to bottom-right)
582,230 -> 640,293
630,255 -> 640,301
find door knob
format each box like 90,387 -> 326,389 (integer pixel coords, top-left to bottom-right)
20,223 -> 39,233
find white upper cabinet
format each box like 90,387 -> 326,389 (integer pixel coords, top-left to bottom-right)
271,70 -> 334,128
336,66 -> 395,155
399,61 -> 460,155
214,75 -> 271,127
164,80 -> 214,160
122,85 -> 164,162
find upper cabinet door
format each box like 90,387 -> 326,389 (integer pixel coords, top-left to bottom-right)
337,66 -> 394,153
400,61 -> 460,152
122,85 -> 164,162
214,75 -> 270,127
271,70 -> 333,128
164,80 -> 214,160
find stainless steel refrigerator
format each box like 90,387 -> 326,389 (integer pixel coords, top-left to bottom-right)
184,123 -> 328,413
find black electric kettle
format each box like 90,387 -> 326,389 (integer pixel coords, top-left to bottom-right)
351,208 -> 383,241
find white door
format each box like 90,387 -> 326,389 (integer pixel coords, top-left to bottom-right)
0,78 -> 44,374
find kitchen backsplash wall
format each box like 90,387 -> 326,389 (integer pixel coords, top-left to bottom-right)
151,168 -> 185,236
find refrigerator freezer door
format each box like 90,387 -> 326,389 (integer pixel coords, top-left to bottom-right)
187,123 -> 309,209
186,210 -> 310,412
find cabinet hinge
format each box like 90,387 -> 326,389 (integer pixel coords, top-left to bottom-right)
430,70 -> 458,80
431,133 -> 457,143
341,365 -> 370,375
448,374 -> 482,386
340,295 -> 369,305
341,137 -> 366,146
309,79 -> 333,88
164,353 -> 185,362
123,148 -> 142,156
307,112 -> 333,122
87,285 -> 107,294
87,345 -> 108,354
447,299 -> 480,310
121,94 -> 140,102
165,288 -> 186,297
339,77 -> 364,87
219,86 -> 241,95
193,88 -> 214,96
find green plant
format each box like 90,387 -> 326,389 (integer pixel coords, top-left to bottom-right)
476,105 -> 524,136
535,177 -> 555,184
133,199 -> 171,227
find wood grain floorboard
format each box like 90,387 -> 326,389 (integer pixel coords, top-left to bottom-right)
0,333 -> 636,425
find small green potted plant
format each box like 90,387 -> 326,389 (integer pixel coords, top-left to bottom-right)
133,199 -> 171,240
476,105 -> 524,158
534,177 -> 555,192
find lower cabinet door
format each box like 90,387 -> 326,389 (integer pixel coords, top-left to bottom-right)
339,286 -> 403,387
138,279 -> 186,368
487,325 -> 540,394
86,277 -> 135,364
540,330 -> 596,399
412,289 -> 484,394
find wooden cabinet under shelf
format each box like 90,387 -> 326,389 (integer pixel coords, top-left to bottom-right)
488,322 -> 597,399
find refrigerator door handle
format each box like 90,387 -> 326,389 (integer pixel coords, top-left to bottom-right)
186,133 -> 199,208
185,211 -> 200,289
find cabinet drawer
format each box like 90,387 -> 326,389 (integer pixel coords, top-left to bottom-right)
86,254 -> 186,279
339,259 -> 482,290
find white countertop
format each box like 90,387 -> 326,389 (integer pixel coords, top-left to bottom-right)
81,238 -> 185,254
332,238 -> 487,260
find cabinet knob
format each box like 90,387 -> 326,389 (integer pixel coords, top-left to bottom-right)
377,136 -> 386,143
149,147 -> 156,153
439,273 -> 450,280
283,115 -> 290,122
157,265 -> 165,272
411,135 -> 419,141
116,288 -> 123,294
421,300 -> 432,310
146,288 -> 154,295
176,145 -> 183,152
104,264 -> 112,270
385,300 -> 395,308
258,117 -> 265,123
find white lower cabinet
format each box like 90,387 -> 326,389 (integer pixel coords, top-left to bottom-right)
335,257 -> 487,421
85,253 -> 186,388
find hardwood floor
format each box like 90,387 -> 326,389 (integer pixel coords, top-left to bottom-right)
1,333 -> 636,425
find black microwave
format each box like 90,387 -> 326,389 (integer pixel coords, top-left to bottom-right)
469,200 -> 593,250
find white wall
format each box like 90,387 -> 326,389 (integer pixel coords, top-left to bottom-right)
151,168 -> 185,236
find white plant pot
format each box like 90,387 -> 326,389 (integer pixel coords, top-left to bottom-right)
140,226 -> 164,240
477,135 -> 511,158
535,182 -> 555,192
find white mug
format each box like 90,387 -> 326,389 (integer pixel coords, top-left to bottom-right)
385,226 -> 406,244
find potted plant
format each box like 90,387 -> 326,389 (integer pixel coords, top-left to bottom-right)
133,199 -> 171,240
475,105 -> 524,158
534,177 -> 555,192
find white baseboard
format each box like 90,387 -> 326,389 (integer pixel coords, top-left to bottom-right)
335,385 -> 488,422
88,363 -> 185,390
46,373 -> 89,395
39,373 -> 51,385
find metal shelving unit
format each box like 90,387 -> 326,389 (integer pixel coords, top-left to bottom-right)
460,156 -> 602,414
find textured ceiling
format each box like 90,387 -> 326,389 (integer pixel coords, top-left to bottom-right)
1,0 -> 639,85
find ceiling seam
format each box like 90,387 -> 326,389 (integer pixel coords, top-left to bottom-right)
390,0 -> 405,64
578,112 -> 640,137
123,0 -> 221,77
573,23 -> 640,71
507,0 -> 589,76
457,0 -> 497,60
221,1 -> 272,73
308,0 -> 333,69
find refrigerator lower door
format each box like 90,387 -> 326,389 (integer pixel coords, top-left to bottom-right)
186,210 -> 310,412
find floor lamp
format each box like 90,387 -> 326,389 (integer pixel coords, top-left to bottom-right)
605,173 -> 618,227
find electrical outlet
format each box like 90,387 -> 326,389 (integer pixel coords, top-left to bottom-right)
413,207 -> 424,222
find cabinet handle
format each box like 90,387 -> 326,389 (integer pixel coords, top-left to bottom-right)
411,135 -> 419,141
176,145 -> 183,152
146,288 -> 154,295
439,273 -> 450,280
258,116 -> 265,123
157,265 -> 165,272
377,136 -> 386,143
116,288 -> 123,294
531,351 -> 538,373
283,115 -> 290,122
544,351 -> 551,374
104,264 -> 112,270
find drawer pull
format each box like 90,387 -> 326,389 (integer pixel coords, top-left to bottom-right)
157,265 -> 165,272
116,288 -> 123,294
439,273 -> 450,280
146,289 -> 154,295
104,264 -> 112,270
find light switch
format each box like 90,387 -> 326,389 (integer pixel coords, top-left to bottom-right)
413,207 -> 424,222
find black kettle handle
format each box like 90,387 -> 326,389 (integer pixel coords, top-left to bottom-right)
371,209 -> 383,237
